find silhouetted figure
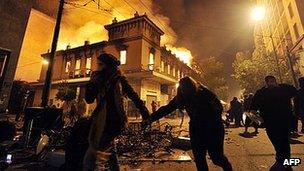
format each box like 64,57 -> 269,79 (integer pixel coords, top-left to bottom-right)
243,94 -> 258,134
83,53 -> 149,170
151,101 -> 157,113
228,97 -> 243,127
294,77 -> 304,133
250,75 -> 297,170
144,77 -> 232,171
151,101 -> 160,128
76,97 -> 87,118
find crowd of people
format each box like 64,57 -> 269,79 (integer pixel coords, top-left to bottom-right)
63,53 -> 304,171
227,77 -> 304,137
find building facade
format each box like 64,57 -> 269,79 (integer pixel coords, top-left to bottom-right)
0,0 -> 57,111
31,14 -> 202,116
254,0 -> 304,78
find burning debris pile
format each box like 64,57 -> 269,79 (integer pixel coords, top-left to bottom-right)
116,122 -> 192,166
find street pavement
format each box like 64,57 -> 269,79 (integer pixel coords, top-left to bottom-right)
121,117 -> 304,171
3,116 -> 304,171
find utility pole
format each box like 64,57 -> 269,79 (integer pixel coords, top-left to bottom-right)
41,0 -> 65,107
286,47 -> 299,88
270,35 -> 283,83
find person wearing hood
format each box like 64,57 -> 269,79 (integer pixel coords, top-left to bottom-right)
143,77 -> 232,171
83,53 -> 150,170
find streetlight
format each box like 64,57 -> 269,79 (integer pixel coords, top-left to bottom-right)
251,6 -> 283,83
251,6 -> 266,21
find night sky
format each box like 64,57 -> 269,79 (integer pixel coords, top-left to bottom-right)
155,0 -> 255,98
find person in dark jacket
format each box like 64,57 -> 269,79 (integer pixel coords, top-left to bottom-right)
250,75 -> 297,170
243,93 -> 259,134
228,97 -> 243,127
83,53 -> 150,171
143,77 -> 232,171
294,77 -> 304,133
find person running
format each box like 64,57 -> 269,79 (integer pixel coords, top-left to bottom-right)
228,97 -> 243,127
143,77 -> 233,171
83,53 -> 150,170
243,94 -> 259,134
250,75 -> 297,170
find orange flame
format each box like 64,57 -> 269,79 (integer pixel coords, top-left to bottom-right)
165,45 -> 193,66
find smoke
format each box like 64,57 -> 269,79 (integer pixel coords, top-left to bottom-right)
59,0 -> 188,62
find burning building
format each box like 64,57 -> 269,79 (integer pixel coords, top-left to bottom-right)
31,14 -> 202,115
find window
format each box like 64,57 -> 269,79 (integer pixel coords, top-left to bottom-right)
148,52 -> 154,70
76,86 -> 81,98
0,53 -> 8,77
65,60 -> 71,73
293,23 -> 300,39
172,67 -> 175,77
167,64 -> 170,75
86,57 -> 91,75
177,70 -> 180,79
288,3 -> 294,18
75,58 -> 81,75
161,61 -> 165,72
120,50 -> 127,65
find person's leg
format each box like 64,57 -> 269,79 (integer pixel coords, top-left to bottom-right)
266,126 -> 291,164
208,127 -> 233,171
190,126 -> 208,171
191,142 -> 208,171
300,115 -> 304,133
95,134 -> 120,170
253,122 -> 259,133
83,147 -> 96,171
108,139 -> 119,171
290,114 -> 298,133
244,117 -> 250,133
235,114 -> 242,127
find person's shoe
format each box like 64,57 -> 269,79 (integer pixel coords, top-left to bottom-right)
243,131 -> 249,134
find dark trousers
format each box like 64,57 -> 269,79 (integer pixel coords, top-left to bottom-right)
265,122 -> 290,164
290,114 -> 298,132
190,122 -> 232,171
83,133 -> 119,171
234,113 -> 242,127
244,117 -> 259,132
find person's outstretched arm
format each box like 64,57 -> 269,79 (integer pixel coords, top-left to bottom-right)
149,96 -> 179,122
120,76 -> 150,120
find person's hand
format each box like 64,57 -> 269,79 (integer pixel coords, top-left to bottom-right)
141,118 -> 152,130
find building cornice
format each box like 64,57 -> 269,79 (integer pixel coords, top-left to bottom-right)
105,15 -> 164,35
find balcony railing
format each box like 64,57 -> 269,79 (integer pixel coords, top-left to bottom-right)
68,69 -> 92,79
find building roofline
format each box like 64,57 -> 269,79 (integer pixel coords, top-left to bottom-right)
105,15 -> 164,35
41,41 -> 108,57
